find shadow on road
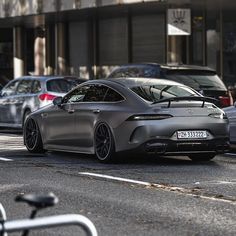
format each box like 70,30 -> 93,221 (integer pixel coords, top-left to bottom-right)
47,150 -> 219,168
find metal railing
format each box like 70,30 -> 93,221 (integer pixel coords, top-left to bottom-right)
0,194 -> 98,236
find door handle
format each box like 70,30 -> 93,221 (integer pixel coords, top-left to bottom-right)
68,109 -> 75,114
93,109 -> 100,114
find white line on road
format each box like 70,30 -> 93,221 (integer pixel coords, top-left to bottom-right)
0,157 -> 13,162
79,172 -> 236,204
225,153 -> 236,156
0,184 -> 25,192
80,172 -> 152,186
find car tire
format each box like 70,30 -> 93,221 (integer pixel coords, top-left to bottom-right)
188,153 -> 215,162
24,118 -> 45,153
94,122 -> 116,163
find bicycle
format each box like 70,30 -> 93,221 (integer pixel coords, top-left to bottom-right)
0,192 -> 98,236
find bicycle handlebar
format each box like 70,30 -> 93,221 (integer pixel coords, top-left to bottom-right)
0,214 -> 98,236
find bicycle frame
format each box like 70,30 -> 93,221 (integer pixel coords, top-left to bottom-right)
0,214 -> 98,236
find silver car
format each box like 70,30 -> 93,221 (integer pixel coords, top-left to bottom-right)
23,78 -> 229,163
0,76 -> 86,128
223,104 -> 236,144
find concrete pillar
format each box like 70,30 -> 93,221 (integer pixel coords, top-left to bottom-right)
55,22 -> 67,75
34,27 -> 45,75
45,25 -> 55,75
13,26 -> 25,78
167,36 -> 183,63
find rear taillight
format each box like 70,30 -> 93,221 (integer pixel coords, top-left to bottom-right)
219,96 -> 231,107
127,114 -> 173,121
209,113 -> 228,119
39,93 -> 57,101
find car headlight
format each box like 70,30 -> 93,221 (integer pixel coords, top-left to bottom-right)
127,114 -> 173,121
209,113 -> 227,119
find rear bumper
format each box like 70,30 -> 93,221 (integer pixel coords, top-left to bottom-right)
139,138 -> 230,155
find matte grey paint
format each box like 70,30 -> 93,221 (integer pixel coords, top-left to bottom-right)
27,78 -> 229,156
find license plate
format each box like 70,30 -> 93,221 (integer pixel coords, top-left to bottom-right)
177,130 -> 207,139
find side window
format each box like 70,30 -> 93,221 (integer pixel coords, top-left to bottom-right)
83,85 -> 108,102
62,84 -> 121,103
63,85 -> 90,103
1,80 -> 19,97
32,80 -> 42,93
16,80 -> 33,94
104,88 -> 124,102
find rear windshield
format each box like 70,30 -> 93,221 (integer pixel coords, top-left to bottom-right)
46,79 -> 78,93
131,84 -> 199,103
165,70 -> 227,91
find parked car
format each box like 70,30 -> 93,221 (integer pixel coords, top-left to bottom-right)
0,75 -> 86,128
223,104 -> 236,144
23,77 -> 229,163
107,63 -> 233,108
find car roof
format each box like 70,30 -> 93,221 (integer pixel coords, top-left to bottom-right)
14,75 -> 83,81
87,77 -> 187,88
114,63 -> 216,73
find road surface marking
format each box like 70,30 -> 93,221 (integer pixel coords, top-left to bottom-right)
225,153 -> 236,156
0,184 -> 25,192
0,157 -> 13,161
79,172 -> 236,204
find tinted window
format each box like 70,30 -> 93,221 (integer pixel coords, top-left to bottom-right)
63,84 -> 122,103
131,84 -> 198,102
16,80 -> 33,94
104,88 -> 124,102
47,79 -> 77,93
32,80 -> 41,93
63,85 -> 90,103
165,70 -> 227,91
83,85 -> 108,102
1,80 -> 19,97
109,66 -> 159,78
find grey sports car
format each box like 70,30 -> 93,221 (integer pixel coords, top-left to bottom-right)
23,78 -> 230,163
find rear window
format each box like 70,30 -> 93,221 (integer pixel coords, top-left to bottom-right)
46,79 -> 78,93
131,84 -> 198,103
164,70 -> 227,91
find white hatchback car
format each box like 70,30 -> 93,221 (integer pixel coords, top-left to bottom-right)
0,75 -> 86,128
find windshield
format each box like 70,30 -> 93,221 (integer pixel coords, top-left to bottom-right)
131,84 -> 199,103
165,70 -> 226,91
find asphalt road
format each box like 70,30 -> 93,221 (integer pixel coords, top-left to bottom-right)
0,132 -> 236,236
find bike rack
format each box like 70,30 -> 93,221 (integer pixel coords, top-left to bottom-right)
0,214 -> 98,236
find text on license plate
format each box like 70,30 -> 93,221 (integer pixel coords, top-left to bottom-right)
177,130 -> 207,139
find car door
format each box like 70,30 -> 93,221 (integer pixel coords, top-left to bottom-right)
46,83 -> 109,152
0,80 -> 19,125
43,85 -> 90,149
226,105 -> 236,143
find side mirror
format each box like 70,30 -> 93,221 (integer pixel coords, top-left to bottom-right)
53,96 -> 63,107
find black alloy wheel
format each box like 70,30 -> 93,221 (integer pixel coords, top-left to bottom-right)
24,118 -> 45,153
95,123 -> 115,163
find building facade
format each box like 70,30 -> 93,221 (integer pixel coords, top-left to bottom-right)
0,0 -> 236,89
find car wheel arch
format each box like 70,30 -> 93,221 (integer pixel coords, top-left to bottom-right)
22,108 -> 31,126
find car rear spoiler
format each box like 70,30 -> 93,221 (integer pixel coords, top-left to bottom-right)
152,96 -> 219,108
